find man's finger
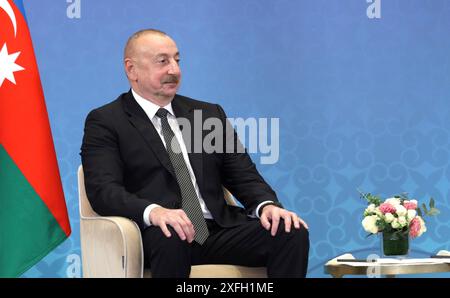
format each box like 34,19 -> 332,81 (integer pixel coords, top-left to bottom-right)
271,216 -> 280,236
299,218 -> 309,229
169,222 -> 187,241
260,214 -> 271,230
178,214 -> 195,243
283,213 -> 292,233
293,214 -> 301,229
160,222 -> 172,238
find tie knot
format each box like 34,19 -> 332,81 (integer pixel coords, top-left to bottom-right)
156,108 -> 169,119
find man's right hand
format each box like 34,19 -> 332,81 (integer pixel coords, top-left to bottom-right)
149,207 -> 195,243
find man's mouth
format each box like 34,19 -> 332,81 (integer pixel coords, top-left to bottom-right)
162,76 -> 179,84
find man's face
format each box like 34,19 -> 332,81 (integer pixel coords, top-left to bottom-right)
126,34 -> 181,101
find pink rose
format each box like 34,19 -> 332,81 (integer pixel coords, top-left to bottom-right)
379,203 -> 396,214
404,201 -> 417,210
409,217 -> 421,238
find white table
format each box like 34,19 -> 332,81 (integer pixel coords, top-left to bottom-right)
324,252 -> 450,278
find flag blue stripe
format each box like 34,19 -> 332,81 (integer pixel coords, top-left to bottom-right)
12,0 -> 27,21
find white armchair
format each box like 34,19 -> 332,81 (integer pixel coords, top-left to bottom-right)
78,165 -> 267,278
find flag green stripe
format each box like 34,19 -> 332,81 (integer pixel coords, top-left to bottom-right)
0,145 -> 67,277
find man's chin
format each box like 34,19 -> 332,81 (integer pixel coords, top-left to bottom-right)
161,83 -> 179,95
159,90 -> 178,99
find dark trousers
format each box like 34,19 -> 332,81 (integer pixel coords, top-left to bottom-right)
142,218 -> 309,278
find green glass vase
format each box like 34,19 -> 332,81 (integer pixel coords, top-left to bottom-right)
382,230 -> 409,256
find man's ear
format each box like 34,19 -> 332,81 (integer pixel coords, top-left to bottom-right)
124,58 -> 137,81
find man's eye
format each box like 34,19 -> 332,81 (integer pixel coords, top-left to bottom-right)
158,59 -> 167,64
175,59 -> 180,64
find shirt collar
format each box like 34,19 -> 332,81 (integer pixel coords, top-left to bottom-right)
131,89 -> 175,120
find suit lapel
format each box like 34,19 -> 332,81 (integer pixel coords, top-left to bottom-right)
172,96 -> 204,192
121,91 -> 176,178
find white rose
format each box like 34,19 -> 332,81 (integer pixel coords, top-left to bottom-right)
362,215 -> 379,234
384,213 -> 394,223
398,216 -> 407,227
391,218 -> 401,229
407,210 -> 417,223
385,198 -> 401,206
364,204 -> 376,216
395,205 -> 407,216
374,207 -> 383,217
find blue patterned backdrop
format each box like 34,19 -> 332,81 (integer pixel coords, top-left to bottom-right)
19,0 -> 450,277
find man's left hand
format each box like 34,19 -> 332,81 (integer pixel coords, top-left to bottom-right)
260,205 -> 309,236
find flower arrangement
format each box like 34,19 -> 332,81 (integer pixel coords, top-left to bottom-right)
361,192 -> 439,239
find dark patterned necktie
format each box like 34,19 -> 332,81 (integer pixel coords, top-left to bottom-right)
156,108 -> 209,244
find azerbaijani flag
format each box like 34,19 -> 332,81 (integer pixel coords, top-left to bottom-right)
0,0 -> 71,277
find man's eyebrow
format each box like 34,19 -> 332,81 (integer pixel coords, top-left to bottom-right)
154,53 -> 168,59
154,52 -> 180,59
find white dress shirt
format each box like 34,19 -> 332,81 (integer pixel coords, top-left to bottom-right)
132,90 -> 271,227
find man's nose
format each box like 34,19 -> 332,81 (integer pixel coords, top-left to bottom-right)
168,59 -> 180,75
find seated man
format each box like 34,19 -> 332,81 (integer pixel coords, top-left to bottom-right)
80,29 -> 309,278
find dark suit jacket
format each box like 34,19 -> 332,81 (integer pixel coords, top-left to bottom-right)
80,90 -> 279,230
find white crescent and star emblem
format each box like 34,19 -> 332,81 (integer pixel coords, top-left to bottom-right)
0,0 -> 25,87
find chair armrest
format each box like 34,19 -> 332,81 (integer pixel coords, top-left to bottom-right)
80,216 -> 143,277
